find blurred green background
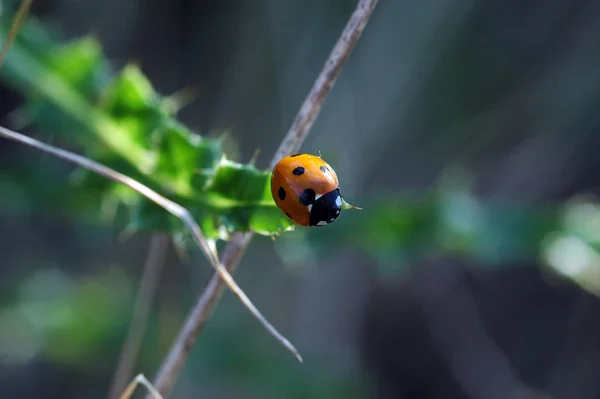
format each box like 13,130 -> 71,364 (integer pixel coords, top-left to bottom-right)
2,0 -> 600,398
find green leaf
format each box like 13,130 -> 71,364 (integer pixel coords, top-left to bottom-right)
47,37 -> 110,98
100,64 -> 159,114
0,15 -> 295,239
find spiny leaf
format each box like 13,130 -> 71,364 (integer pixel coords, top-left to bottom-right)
0,17 -> 294,239
100,64 -> 158,114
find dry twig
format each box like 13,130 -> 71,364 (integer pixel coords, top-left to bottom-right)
119,374 -> 163,399
0,0 -> 379,396
0,124 -> 301,361
0,0 -> 32,70
108,233 -> 171,399
148,0 -> 380,397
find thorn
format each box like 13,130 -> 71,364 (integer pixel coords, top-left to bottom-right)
249,148 -> 261,166
172,233 -> 190,263
219,131 -> 230,144
124,59 -> 142,72
164,86 -> 199,113
118,227 -> 138,242
341,197 -> 362,211
87,29 -> 101,43
6,108 -> 31,130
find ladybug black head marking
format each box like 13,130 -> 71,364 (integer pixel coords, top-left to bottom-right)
309,189 -> 343,227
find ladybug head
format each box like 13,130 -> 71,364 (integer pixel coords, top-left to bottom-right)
309,188 -> 362,227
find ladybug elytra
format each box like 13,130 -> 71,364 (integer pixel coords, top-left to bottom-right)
270,153 -> 361,226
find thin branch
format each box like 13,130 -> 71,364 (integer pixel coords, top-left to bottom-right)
0,125 -> 301,361
119,374 -> 163,399
108,233 -> 171,399
269,0 -> 379,169
0,0 -> 33,70
148,231 -> 253,397
148,0 -> 380,397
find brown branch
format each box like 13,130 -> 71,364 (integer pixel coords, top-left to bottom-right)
0,0 -> 33,70
148,232 -> 253,398
147,0 -> 380,397
269,0 -> 379,169
119,374 -> 163,399
108,233 -> 171,399
0,123 -> 300,366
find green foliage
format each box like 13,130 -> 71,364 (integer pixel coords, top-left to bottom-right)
276,191 -> 562,272
0,9 -> 592,288
0,15 -> 294,240
0,266 -> 132,368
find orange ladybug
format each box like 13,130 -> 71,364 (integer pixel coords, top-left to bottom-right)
270,153 -> 361,226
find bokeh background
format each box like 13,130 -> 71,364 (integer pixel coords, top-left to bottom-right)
2,0 -> 600,398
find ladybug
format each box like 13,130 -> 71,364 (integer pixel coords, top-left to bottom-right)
270,153 -> 361,227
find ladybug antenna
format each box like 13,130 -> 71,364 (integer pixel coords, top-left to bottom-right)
318,150 -> 322,158
341,197 -> 363,211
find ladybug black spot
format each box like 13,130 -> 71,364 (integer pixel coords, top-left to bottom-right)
285,213 -> 293,219
290,153 -> 302,157
319,165 -> 327,173
299,188 -> 316,206
278,187 -> 286,200
293,167 -> 305,176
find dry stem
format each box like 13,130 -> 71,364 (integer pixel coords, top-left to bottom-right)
108,233 -> 171,399
148,0 -> 380,397
119,374 -> 163,399
0,0 -> 33,70
0,124 -> 301,361
0,0 -> 379,396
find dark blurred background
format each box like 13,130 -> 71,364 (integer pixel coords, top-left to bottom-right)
2,0 -> 600,398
